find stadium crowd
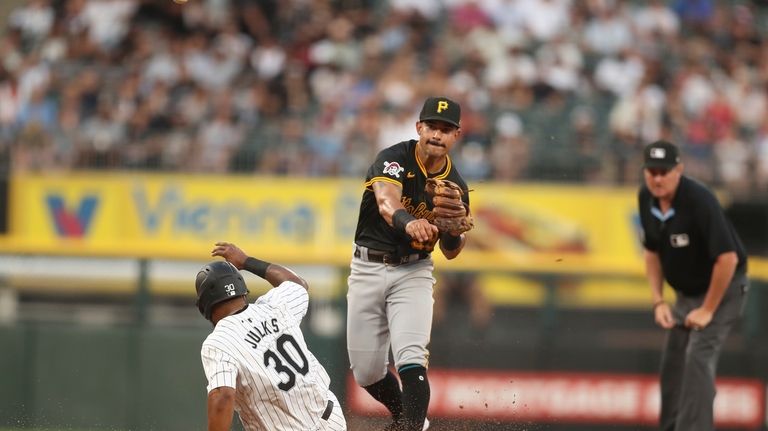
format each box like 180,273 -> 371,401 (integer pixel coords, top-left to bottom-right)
2,0 -> 768,198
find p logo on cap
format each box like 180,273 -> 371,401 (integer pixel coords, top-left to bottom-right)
419,96 -> 461,128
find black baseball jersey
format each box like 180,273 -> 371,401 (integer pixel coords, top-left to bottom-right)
354,140 -> 470,255
638,176 -> 747,296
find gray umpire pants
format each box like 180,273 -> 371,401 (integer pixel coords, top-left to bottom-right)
660,273 -> 749,431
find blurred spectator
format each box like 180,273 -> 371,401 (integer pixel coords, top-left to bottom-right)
76,98 -> 126,168
633,0 -> 680,40
16,84 -> 57,132
389,0 -> 441,21
490,112 -> 530,181
16,52 -> 51,108
249,35 -> 285,81
143,33 -> 184,88
609,74 -> 666,145
714,126 -> 751,196
8,0 -> 54,48
183,32 -> 242,90
0,68 -> 21,137
176,82 -> 211,126
672,0 -> 715,30
516,0 -> 571,43
79,0 -> 138,52
340,98 -> 381,177
593,48 -> 645,97
192,93 -> 243,173
568,105 -> 603,182
535,35 -> 584,93
449,0 -> 493,34
11,122 -> 56,173
753,119 -> 768,193
725,65 -> 766,135
0,0 -> 765,199
582,1 -> 633,56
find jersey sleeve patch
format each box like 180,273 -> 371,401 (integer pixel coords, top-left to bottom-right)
382,160 -> 405,178
367,144 -> 408,185
201,345 -> 239,392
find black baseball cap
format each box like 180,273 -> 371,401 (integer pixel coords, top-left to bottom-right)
419,96 -> 461,128
643,140 -> 680,169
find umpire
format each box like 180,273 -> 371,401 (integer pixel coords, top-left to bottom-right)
637,140 -> 749,431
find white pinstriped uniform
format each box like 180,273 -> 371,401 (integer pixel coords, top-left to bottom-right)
201,281 -> 346,431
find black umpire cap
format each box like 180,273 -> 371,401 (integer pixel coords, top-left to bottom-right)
643,140 -> 681,169
419,96 -> 461,128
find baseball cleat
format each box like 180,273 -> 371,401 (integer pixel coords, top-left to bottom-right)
382,418 -> 430,431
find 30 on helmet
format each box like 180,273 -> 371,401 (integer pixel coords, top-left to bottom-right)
195,261 -> 249,320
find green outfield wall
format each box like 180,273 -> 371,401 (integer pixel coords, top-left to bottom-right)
1,279 -> 765,431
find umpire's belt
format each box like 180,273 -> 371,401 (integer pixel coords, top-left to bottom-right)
321,399 -> 333,421
354,245 -> 429,266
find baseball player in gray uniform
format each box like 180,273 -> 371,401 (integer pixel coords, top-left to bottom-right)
347,96 -> 470,431
196,242 -> 347,431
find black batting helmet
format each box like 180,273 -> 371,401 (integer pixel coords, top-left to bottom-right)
195,261 -> 249,320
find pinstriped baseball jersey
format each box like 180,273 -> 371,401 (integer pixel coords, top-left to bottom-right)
201,281 -> 335,431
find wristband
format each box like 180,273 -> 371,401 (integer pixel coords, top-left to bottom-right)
440,233 -> 462,250
243,257 -> 270,278
392,209 -> 417,233
653,300 -> 665,310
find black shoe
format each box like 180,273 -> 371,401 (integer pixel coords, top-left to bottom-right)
382,418 -> 429,431
382,421 -> 403,431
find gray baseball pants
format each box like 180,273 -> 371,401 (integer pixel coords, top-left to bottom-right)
660,273 -> 749,431
346,254 -> 435,387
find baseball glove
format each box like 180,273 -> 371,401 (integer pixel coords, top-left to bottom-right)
425,178 -> 474,236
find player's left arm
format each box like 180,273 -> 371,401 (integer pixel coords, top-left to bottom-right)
207,386 -> 236,431
211,242 -> 309,290
439,232 -> 466,259
438,192 -> 469,259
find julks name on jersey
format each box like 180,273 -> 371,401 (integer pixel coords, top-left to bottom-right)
244,317 -> 280,349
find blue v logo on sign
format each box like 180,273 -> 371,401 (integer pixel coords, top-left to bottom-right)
45,194 -> 99,237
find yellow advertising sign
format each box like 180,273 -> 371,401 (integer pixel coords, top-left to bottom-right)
2,173 -> 361,263
461,183 -> 642,274
6,173 -> 765,280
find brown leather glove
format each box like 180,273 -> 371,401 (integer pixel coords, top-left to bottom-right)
425,178 -> 474,236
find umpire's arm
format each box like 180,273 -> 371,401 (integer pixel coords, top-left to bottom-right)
207,387 -> 235,431
645,250 -> 674,329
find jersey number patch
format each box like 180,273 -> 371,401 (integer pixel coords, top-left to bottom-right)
263,334 -> 310,391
